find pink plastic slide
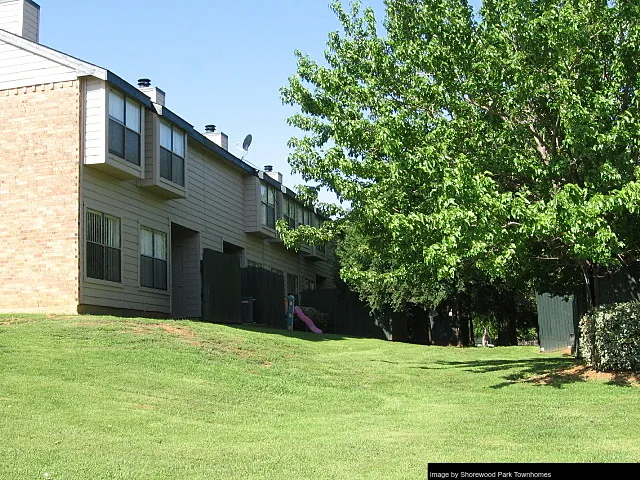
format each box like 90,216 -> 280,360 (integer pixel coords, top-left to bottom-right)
293,306 -> 323,334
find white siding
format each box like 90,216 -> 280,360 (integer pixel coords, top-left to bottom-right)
0,0 -> 39,43
84,78 -> 105,165
0,1 -> 21,37
0,40 -> 77,90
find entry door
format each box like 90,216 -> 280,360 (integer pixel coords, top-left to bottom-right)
172,243 -> 185,318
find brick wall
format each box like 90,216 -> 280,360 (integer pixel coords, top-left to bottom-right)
0,81 -> 81,313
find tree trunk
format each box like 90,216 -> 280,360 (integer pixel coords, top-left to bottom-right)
497,298 -> 518,346
457,293 -> 470,347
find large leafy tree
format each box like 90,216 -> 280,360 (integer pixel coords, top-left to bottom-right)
280,0 -> 640,311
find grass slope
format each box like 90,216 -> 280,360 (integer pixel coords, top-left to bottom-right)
1,314 -> 638,479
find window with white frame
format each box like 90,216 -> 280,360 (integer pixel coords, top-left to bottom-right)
108,91 -> 141,165
160,120 -> 185,186
140,227 -> 168,290
261,181 -> 277,228
86,209 -> 121,282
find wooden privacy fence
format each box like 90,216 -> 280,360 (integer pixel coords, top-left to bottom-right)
537,262 -> 640,353
240,266 -> 285,329
201,249 -> 241,323
299,288 -> 394,339
201,252 -> 287,327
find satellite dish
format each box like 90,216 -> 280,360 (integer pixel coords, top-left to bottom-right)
235,133 -> 252,160
242,134 -> 253,152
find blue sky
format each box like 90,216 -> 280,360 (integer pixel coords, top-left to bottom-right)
40,0 -> 479,202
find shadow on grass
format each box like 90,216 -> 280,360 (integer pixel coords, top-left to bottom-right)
413,356 -> 639,388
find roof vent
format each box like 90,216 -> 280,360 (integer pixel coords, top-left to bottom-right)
264,165 -> 273,172
204,127 -> 228,151
138,79 -> 165,107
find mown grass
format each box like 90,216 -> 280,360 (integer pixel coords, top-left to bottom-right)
1,314 -> 638,479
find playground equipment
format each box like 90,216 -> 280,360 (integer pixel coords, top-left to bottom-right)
294,306 -> 322,334
285,295 -> 295,331
285,296 -> 322,334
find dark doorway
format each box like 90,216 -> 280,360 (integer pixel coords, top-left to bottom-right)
171,223 -> 200,318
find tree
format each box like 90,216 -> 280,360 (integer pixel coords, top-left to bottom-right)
280,0 -> 640,312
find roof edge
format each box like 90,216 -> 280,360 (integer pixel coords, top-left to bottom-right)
0,28 -> 106,79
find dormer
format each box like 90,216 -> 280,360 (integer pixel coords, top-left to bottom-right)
244,173 -> 280,239
136,79 -> 187,199
83,80 -> 146,181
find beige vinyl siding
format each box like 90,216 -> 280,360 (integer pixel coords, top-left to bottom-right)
0,40 -> 77,89
79,82 -> 333,314
81,134 -> 333,313
83,77 -> 105,165
82,169 -> 172,313
243,175 -> 259,232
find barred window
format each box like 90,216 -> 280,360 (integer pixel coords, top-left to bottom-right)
140,227 -> 168,290
86,209 -> 121,282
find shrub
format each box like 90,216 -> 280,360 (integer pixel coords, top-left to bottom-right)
293,306 -> 330,333
579,302 -> 640,372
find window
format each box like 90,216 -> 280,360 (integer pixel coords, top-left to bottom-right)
108,91 -> 141,165
247,260 -> 262,268
297,205 -> 311,226
261,181 -> 277,228
86,209 -> 121,282
160,120 -> 185,186
287,273 -> 299,296
140,227 -> 168,290
283,197 -> 296,229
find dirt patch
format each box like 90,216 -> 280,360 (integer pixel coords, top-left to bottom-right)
128,323 -> 202,346
527,365 -> 640,386
0,316 -> 32,325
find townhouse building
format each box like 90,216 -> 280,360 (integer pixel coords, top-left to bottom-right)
0,0 -> 333,319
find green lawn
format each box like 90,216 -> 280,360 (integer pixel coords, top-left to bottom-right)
1,314 -> 638,479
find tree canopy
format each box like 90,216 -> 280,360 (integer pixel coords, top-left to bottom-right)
280,0 -> 640,311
